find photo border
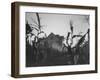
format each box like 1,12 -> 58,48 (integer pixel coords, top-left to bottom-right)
11,2 -> 98,78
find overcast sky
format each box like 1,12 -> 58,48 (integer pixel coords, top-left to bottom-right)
26,12 -> 89,47
26,12 -> 89,36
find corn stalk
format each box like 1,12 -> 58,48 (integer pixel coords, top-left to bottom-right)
65,20 -> 89,64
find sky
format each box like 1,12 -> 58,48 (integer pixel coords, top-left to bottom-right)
26,12 -> 89,47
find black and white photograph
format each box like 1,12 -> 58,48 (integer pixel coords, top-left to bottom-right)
26,12 -> 90,67
11,2 -> 97,78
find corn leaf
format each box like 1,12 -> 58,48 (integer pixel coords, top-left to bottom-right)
36,13 -> 41,29
76,34 -> 86,46
67,32 -> 70,40
70,20 -> 73,33
26,21 -> 32,34
72,35 -> 82,39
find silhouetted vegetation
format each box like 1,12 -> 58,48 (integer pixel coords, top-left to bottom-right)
64,20 -> 90,65
26,13 -> 90,67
